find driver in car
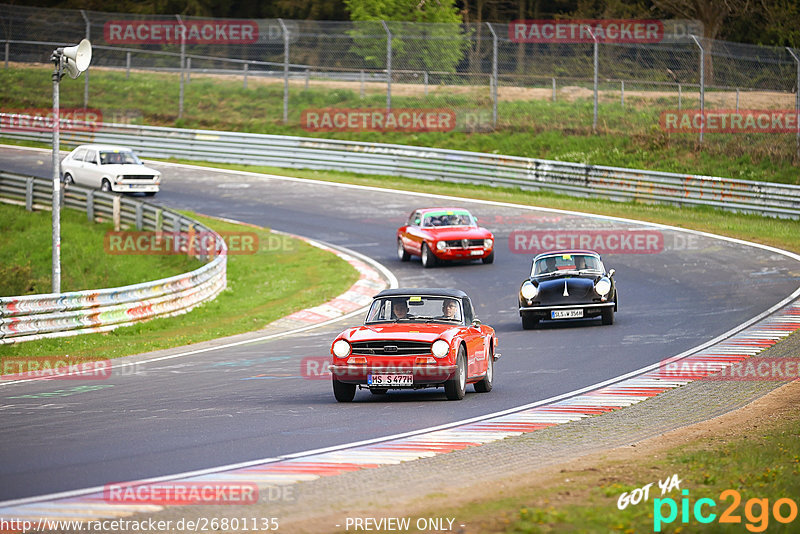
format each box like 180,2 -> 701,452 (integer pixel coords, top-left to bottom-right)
439,299 -> 459,320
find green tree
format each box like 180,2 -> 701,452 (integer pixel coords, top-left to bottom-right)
345,0 -> 471,73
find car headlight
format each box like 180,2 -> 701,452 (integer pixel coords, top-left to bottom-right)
332,339 -> 351,358
436,241 -> 447,251
520,281 -> 538,300
595,278 -> 612,296
431,339 -> 450,358
484,238 -> 493,249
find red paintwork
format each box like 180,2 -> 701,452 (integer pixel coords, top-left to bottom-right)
397,207 -> 494,263
330,321 -> 496,386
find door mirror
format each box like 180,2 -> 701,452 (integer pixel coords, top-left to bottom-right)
608,269 -> 615,277
471,319 -> 482,328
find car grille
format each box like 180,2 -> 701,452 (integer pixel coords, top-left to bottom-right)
351,340 -> 432,356
121,175 -> 157,180
443,239 -> 484,248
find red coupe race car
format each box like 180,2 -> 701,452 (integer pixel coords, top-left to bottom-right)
397,208 -> 494,267
329,288 -> 499,402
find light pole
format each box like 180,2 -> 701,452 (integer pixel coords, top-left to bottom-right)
50,39 -> 91,293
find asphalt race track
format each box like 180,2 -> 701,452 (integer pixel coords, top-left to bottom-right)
1,146 -> 799,502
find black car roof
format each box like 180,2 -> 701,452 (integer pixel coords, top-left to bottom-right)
374,288 -> 470,300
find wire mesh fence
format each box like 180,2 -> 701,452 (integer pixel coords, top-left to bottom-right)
0,3 -> 798,160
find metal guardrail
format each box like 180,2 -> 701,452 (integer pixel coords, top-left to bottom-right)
2,118 -> 799,218
0,171 -> 227,344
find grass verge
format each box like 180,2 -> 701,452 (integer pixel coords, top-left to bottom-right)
0,208 -> 360,360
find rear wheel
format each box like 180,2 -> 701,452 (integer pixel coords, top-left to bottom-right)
421,243 -> 437,268
521,312 -> 539,330
474,346 -> 494,393
601,307 -> 615,325
397,239 -> 410,261
445,347 -> 467,400
482,251 -> 494,264
332,378 -> 356,402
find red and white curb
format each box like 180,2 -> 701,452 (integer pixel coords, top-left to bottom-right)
2,299 -> 798,524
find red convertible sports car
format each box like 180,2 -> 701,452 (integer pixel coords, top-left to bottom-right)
329,288 -> 499,402
397,208 -> 494,267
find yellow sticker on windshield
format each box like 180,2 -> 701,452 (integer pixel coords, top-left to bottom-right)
409,296 -> 422,302
446,211 -> 454,215
562,254 -> 572,260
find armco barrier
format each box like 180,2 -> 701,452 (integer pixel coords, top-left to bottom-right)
3,116 -> 800,218
0,171 -> 227,344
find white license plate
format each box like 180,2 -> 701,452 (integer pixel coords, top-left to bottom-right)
368,374 -> 413,386
552,309 -> 583,319
470,250 -> 483,256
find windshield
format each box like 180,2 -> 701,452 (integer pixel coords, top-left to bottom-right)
420,210 -> 475,228
532,253 -> 602,276
99,150 -> 141,165
366,296 -> 463,324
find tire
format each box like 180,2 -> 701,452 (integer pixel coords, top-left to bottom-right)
332,378 -> 356,402
421,243 -> 437,268
482,251 -> 494,264
601,307 -> 615,326
100,179 -> 112,192
445,347 -> 467,400
397,238 -> 410,262
521,312 -> 539,330
63,173 -> 74,187
370,388 -> 388,395
474,346 -> 494,393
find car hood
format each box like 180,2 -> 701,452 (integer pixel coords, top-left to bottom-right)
419,226 -> 492,239
535,275 -> 598,301
101,164 -> 160,175
344,324 -> 458,343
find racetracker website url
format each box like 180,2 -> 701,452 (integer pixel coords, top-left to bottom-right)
0,516 -> 279,533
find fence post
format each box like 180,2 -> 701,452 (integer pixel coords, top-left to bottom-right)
787,47 -> 800,161
176,15 -> 186,120
486,22 -> 498,128
80,10 -> 90,109
382,20 -> 392,111
678,83 -> 682,110
278,19 -> 289,124
735,88 -> 739,111
587,27 -> 599,134
552,77 -> 556,102
4,40 -> 8,69
424,71 -> 428,97
690,35 -> 704,143
305,67 -> 309,90
126,51 -> 131,79
243,62 -> 248,89
360,70 -> 365,98
621,80 -> 625,108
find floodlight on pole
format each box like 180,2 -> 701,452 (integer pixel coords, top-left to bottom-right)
51,39 -> 92,294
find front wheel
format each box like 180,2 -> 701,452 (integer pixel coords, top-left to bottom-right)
332,378 -> 356,402
100,179 -> 112,192
601,307 -> 615,326
521,312 -> 539,330
421,243 -> 437,268
482,251 -> 494,264
63,173 -> 74,187
445,347 -> 467,400
474,346 -> 493,393
397,239 -> 410,262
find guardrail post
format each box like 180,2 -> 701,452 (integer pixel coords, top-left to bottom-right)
155,208 -> 163,232
277,19 -> 289,125
112,195 -> 121,231
135,203 -> 143,230
172,214 -> 182,233
382,20 -> 392,112
86,190 -> 94,222
25,177 -> 33,211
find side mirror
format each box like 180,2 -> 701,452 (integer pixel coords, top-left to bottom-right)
471,319 -> 482,328
608,269 -> 615,277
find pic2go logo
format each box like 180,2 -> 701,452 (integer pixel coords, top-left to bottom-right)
654,489 -> 798,532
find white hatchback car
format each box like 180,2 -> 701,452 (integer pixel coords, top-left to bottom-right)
61,144 -> 161,195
